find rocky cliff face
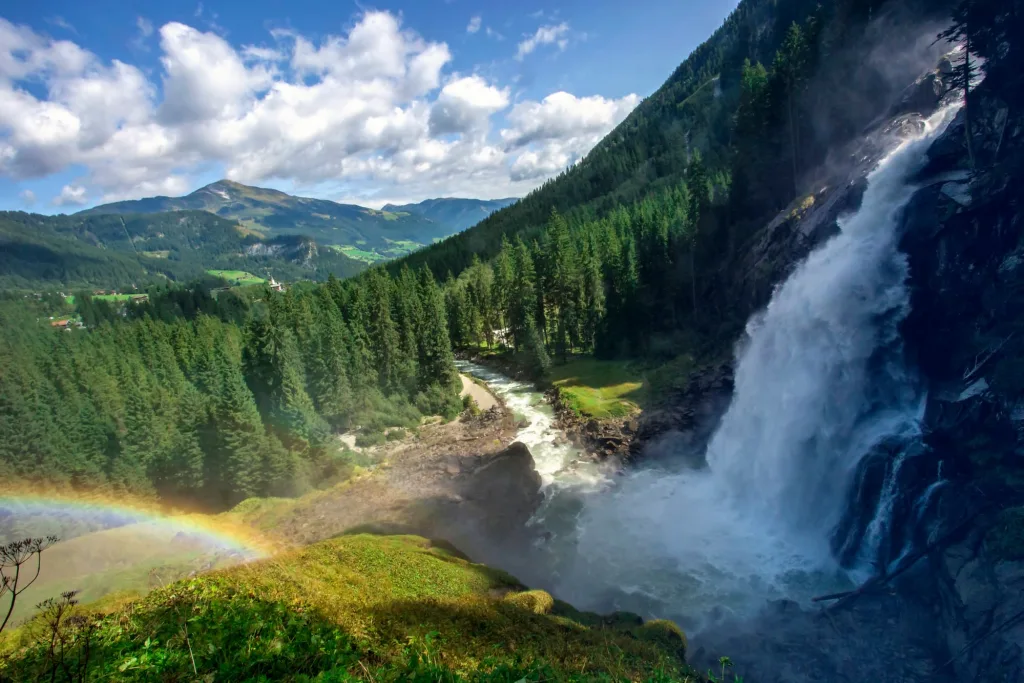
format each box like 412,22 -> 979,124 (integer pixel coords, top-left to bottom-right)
634,58 -> 960,466
893,79 -> 1024,682
245,235 -> 319,267
642,54 -> 1024,680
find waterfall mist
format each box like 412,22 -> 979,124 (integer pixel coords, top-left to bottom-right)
547,106 -> 961,626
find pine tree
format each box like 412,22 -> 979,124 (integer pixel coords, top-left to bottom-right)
417,268 -> 459,391
685,152 -> 710,319
492,236 -> 514,346
362,270 -> 405,394
545,210 -> 580,361
773,22 -> 809,195
508,238 -> 538,352
209,347 -> 268,508
309,300 -> 354,430
521,319 -> 551,382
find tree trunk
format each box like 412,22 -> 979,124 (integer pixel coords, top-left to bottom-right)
788,85 -> 800,197
690,246 -> 698,319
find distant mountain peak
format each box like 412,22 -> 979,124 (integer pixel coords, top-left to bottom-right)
73,184 -> 507,262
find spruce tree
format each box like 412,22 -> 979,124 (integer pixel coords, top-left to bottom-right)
416,268 -> 459,391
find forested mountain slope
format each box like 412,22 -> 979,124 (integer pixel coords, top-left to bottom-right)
0,210 -> 365,289
391,0 -> 960,373
382,197 -> 519,233
399,0 -> 951,281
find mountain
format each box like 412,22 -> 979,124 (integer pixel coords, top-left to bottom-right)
0,209 -> 365,290
382,197 -> 518,233
79,180 -> 477,263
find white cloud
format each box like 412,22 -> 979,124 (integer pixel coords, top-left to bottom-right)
19,188 -> 35,205
0,13 -> 639,207
516,23 -> 569,61
466,16 -> 482,34
502,91 -> 638,148
53,184 -> 87,206
47,16 -> 77,35
485,26 -> 504,41
502,91 -> 639,180
429,75 -> 509,136
131,17 -> 154,52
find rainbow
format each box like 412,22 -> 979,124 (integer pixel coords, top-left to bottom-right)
0,490 -> 278,559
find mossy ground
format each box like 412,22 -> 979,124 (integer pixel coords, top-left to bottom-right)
549,358 -> 647,419
0,534 -> 694,682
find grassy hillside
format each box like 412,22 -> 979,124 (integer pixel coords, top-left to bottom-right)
0,534 -> 694,682
81,180 -> 456,257
0,210 -> 365,289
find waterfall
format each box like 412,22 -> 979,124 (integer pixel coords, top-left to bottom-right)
555,106 -> 960,622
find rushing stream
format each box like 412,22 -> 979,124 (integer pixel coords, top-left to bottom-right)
457,105 -> 960,631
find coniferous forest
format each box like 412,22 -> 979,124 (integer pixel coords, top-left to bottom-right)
0,270 -> 459,511
3,0 -> 1018,513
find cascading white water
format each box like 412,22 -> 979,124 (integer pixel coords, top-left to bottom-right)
547,106 -> 961,622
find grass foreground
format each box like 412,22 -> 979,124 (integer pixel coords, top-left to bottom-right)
0,534 -> 694,682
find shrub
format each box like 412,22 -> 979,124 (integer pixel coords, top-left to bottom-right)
462,394 -> 481,416
355,431 -> 386,448
636,619 -> 688,660
503,589 -> 555,615
414,383 -> 463,421
385,428 -> 408,442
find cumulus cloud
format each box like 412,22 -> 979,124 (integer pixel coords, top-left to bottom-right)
516,23 -> 570,61
502,91 -> 638,148
502,91 -> 639,180
19,189 -> 36,205
466,16 -> 482,34
0,13 -> 638,206
53,184 -> 87,206
429,75 -> 509,136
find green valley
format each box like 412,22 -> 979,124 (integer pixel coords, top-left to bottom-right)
79,181 -> 518,264
0,210 -> 366,290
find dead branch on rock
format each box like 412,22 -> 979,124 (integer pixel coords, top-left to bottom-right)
813,510 -> 986,611
962,333 -> 1014,383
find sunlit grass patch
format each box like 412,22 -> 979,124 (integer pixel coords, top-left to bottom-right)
206,269 -> 266,286
549,358 -> 646,419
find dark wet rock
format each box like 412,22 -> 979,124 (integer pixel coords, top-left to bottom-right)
460,441 -> 544,536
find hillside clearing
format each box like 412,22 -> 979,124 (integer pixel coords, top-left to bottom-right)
549,358 -> 646,419
207,269 -> 266,285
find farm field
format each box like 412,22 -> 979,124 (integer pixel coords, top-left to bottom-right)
207,270 -> 266,286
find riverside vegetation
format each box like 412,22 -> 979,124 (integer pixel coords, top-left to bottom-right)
2,0 -> 1022,679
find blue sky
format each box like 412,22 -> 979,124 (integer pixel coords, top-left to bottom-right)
0,1 -> 738,212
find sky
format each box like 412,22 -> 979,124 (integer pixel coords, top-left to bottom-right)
0,1 -> 739,212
